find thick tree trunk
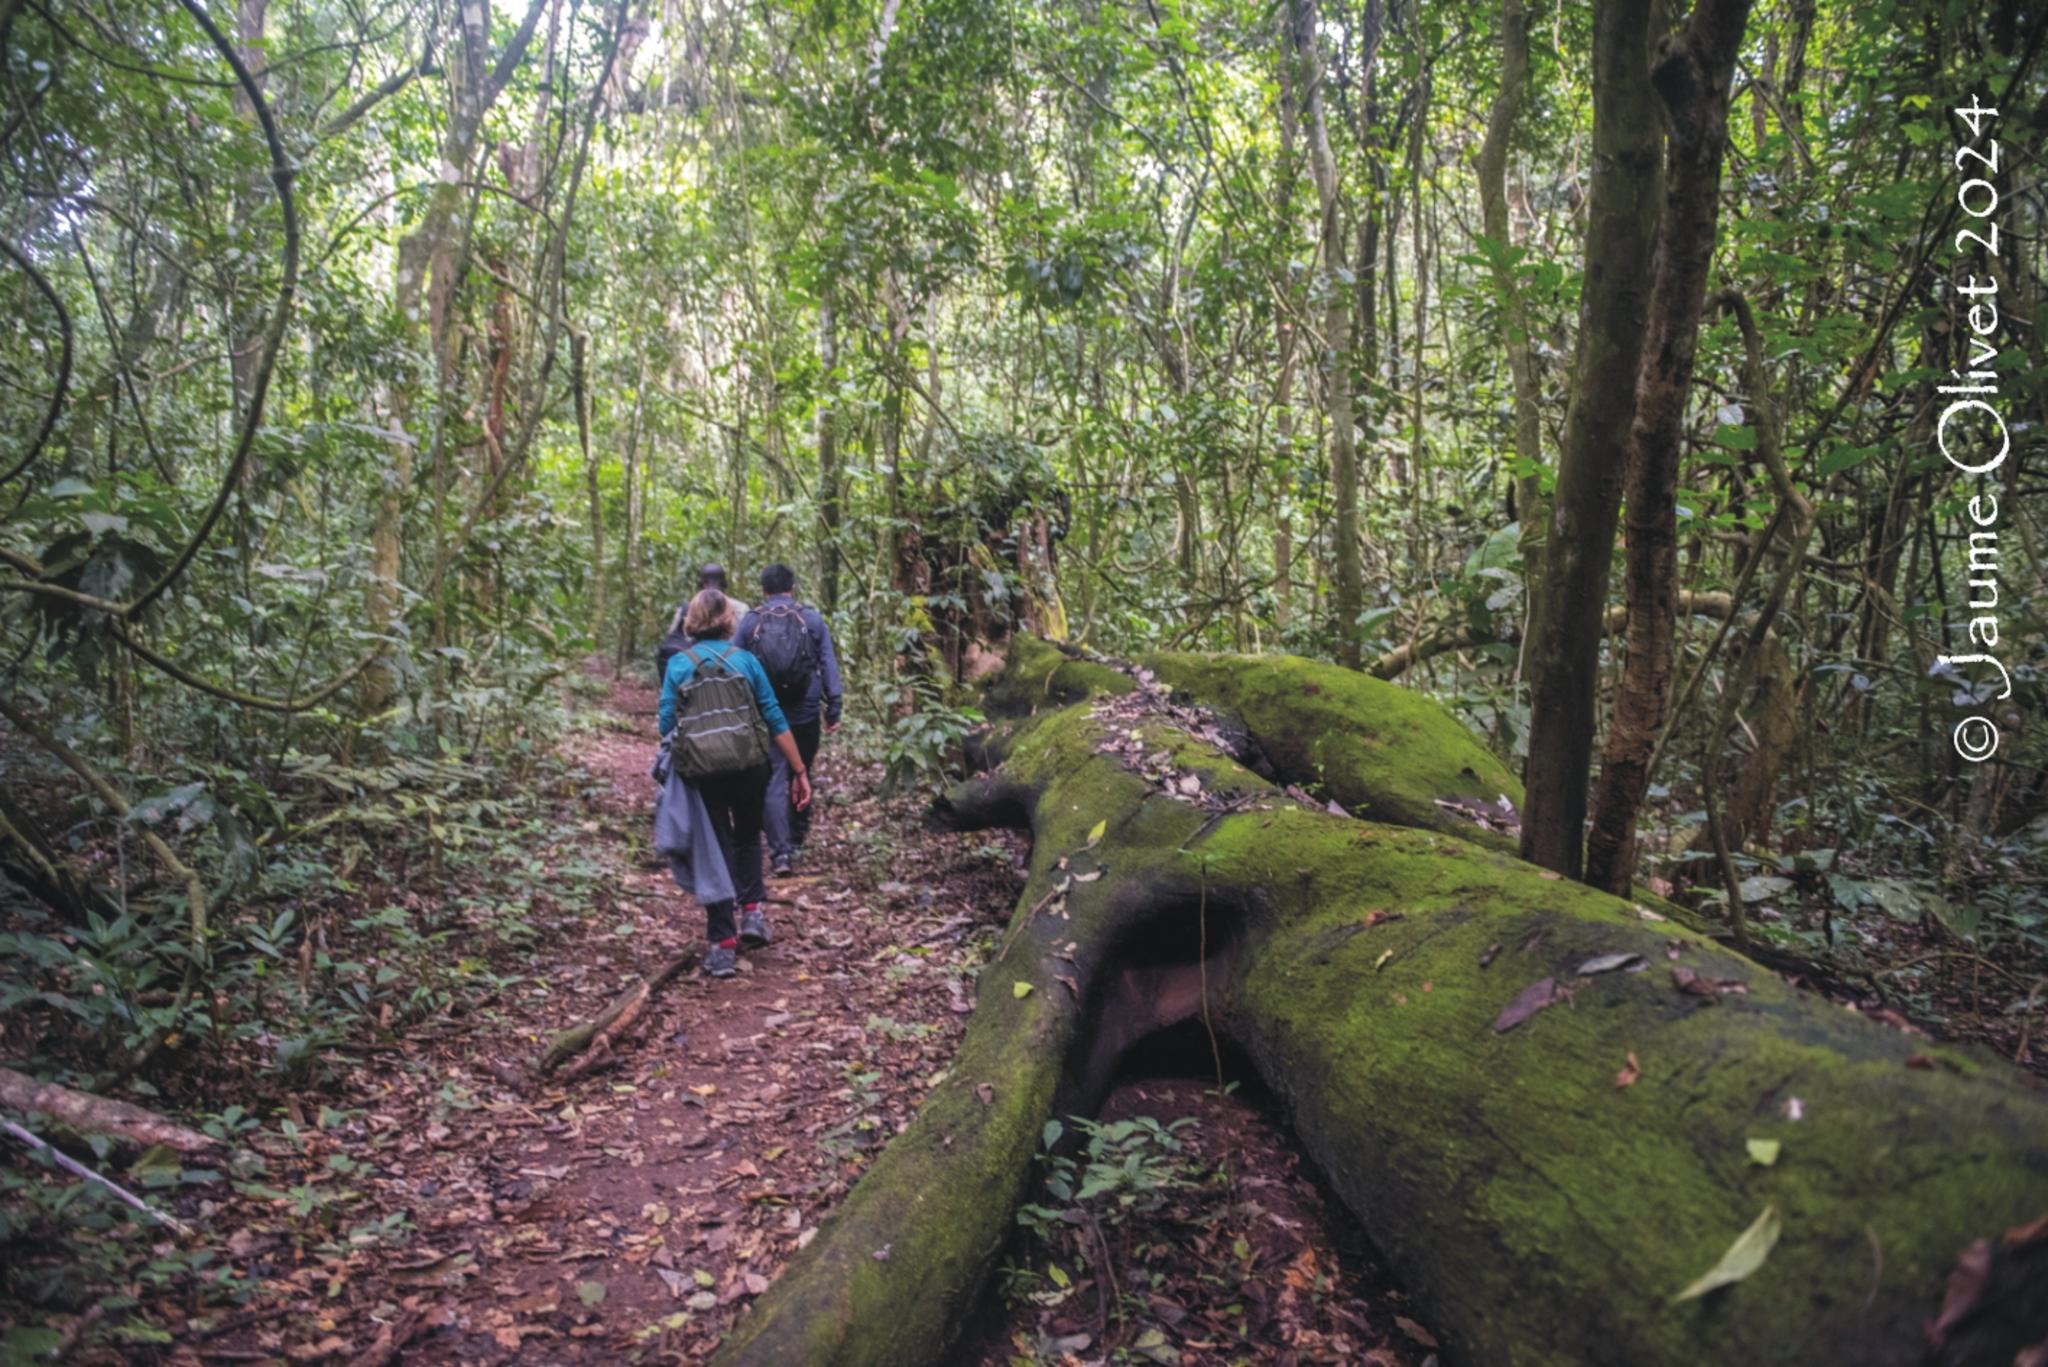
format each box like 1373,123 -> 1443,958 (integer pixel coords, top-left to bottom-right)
1585,0 -> 1755,892
712,636 -> 2048,1367
1519,0 -> 1663,878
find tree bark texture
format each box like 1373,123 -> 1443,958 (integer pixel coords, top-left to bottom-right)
1519,0 -> 1663,878
1585,0 -> 1757,893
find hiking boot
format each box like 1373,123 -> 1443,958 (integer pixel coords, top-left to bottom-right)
770,852 -> 794,878
738,906 -> 773,949
705,942 -> 738,978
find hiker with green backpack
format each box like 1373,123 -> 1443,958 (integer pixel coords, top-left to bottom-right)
654,589 -> 811,979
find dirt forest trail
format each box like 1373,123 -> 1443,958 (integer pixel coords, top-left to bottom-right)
224,668 -> 1435,1366
349,666 -> 1019,1364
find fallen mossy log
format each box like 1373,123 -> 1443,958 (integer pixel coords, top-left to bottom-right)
714,639 -> 2048,1367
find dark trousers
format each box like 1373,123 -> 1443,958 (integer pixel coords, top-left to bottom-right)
765,719 -> 821,859
696,763 -> 769,942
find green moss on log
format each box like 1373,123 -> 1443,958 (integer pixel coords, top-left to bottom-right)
725,651 -> 2048,1367
980,633 -> 1133,718
713,704 -> 1225,1367
1198,809 -> 2048,1366
1140,650 -> 1522,844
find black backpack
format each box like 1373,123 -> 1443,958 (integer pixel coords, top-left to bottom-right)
656,627 -> 691,681
745,602 -> 817,707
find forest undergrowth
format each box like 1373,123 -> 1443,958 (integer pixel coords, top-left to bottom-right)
1,662 -> 1442,1366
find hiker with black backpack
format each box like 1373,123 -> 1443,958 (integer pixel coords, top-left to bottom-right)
654,589 -> 810,979
735,564 -> 843,877
657,562 -> 750,681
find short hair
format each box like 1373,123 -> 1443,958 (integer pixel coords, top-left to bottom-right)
697,562 -> 728,589
759,563 -> 796,595
683,588 -> 736,641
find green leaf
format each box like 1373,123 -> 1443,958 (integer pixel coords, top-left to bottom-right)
1819,443 -> 1878,476
1714,423 -> 1758,452
1674,1204 -> 1781,1301
1012,980 -> 1034,999
1084,820 -> 1106,848
1746,1138 -> 1781,1166
576,1280 -> 607,1307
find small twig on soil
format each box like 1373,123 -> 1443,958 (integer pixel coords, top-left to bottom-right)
49,1303 -> 103,1363
537,945 -> 703,1076
183,1305 -> 292,1342
345,1307 -> 423,1367
1083,1209 -> 1121,1334
1883,950 -> 2031,990
1,1119 -> 194,1236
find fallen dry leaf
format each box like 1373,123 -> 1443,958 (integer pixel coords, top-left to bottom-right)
1671,966 -> 1748,999
1615,1052 -> 1641,1089
1924,1238 -> 1992,1349
1393,1315 -> 1439,1348
2004,1210 -> 2048,1249
1493,977 -> 1560,1033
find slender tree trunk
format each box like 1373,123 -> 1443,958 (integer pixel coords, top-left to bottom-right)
817,290 -> 841,614
1518,0 -> 1663,878
1478,0 -> 1545,557
1271,14 -> 1300,632
573,331 -> 604,642
1291,0 -> 1357,667
361,0 -> 548,710
1407,64 -> 1431,576
1585,0 -> 1756,893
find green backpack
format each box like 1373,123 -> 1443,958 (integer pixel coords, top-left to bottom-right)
669,645 -> 771,780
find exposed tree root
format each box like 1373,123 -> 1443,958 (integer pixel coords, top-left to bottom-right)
712,637 -> 2048,1367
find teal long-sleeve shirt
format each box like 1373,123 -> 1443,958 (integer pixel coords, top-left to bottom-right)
658,640 -> 792,740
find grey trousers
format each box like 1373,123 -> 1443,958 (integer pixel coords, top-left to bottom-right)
764,718 -> 821,859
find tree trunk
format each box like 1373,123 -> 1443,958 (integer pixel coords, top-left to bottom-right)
1290,0 -> 1358,668
1584,0 -> 1756,893
1271,4 -> 1299,633
573,330 -> 604,642
711,635 -> 2048,1367
1476,0 -> 1546,558
1518,0 -> 1664,878
817,290 -> 842,615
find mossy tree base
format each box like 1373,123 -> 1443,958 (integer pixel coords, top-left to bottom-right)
712,638 -> 2048,1367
